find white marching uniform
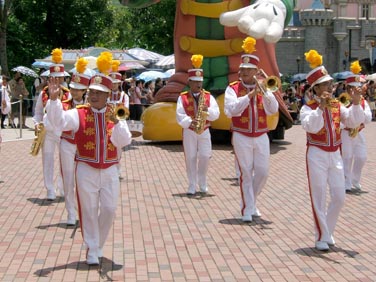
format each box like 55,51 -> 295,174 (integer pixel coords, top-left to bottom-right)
33,90 -> 69,198
300,100 -> 365,243
341,100 -> 372,190
109,90 -> 130,179
46,99 -> 132,259
224,82 -> 278,218
176,92 -> 219,194
59,99 -> 85,223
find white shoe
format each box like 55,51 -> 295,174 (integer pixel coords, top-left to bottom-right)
200,186 -> 208,193
67,215 -> 76,226
187,187 -> 196,195
98,248 -> 103,258
315,241 -> 329,251
46,190 -> 56,201
252,208 -> 262,217
353,183 -> 362,190
326,236 -> 335,246
87,250 -> 99,265
242,215 -> 252,222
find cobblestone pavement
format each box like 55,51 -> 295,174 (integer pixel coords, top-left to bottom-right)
0,121 -> 375,281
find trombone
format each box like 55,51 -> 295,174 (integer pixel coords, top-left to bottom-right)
253,69 -> 281,96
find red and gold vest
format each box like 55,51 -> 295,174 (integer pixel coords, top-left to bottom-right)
180,90 -> 211,131
41,86 -> 70,108
74,105 -> 118,169
344,98 -> 366,132
306,100 -> 341,152
60,99 -> 83,144
229,81 -> 268,137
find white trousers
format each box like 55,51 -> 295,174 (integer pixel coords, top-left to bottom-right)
341,130 -> 367,189
232,132 -> 269,217
76,162 -> 119,255
42,131 -> 63,193
60,139 -> 77,218
306,146 -> 345,242
182,128 -> 212,190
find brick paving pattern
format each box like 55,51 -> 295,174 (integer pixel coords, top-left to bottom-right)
0,122 -> 375,281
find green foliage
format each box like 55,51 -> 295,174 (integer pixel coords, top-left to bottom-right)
4,0 -> 175,71
122,0 -> 175,55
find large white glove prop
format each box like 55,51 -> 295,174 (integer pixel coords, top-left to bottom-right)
219,0 -> 286,43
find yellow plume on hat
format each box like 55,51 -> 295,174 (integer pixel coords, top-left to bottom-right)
350,60 -> 361,74
112,60 -> 121,72
191,54 -> 203,69
96,51 -> 113,75
241,37 -> 256,54
304,50 -> 322,69
75,57 -> 88,74
51,48 -> 63,64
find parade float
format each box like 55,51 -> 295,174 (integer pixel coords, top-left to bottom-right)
121,0 -> 294,141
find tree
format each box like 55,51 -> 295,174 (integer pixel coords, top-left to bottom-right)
0,0 -> 13,75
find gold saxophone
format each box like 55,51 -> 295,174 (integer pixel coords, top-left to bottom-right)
30,123 -> 46,156
194,90 -> 209,135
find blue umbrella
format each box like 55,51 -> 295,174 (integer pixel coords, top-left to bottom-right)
32,61 -> 52,69
332,71 -> 353,81
290,73 -> 307,83
136,70 -> 167,82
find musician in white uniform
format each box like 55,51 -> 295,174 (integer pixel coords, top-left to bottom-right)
300,51 -> 365,251
59,58 -> 91,225
224,38 -> 278,222
109,69 -> 130,180
341,65 -> 372,192
46,52 -> 132,265
176,55 -> 219,195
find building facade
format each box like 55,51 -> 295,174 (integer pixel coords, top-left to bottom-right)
276,0 -> 376,76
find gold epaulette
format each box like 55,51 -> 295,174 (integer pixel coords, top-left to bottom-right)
61,98 -> 72,104
76,103 -> 90,109
180,91 -> 189,96
229,80 -> 239,86
61,86 -> 70,92
306,99 -> 317,106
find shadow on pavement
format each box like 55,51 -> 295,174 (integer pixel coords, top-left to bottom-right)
295,246 -> 359,263
172,192 -> 215,200
219,218 -> 273,227
27,197 -> 64,206
34,257 -> 123,281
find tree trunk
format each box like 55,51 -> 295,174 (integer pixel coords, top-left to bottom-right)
0,29 -> 9,75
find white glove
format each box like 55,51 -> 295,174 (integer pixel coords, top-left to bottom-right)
219,0 -> 286,43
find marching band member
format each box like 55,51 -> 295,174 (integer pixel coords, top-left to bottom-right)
176,54 -> 220,195
341,62 -> 372,193
224,37 -> 278,222
46,52 -> 132,265
300,50 -> 365,251
60,58 -> 90,225
33,48 -> 70,200
109,61 -> 130,180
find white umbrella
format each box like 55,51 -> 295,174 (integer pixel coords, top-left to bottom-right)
155,54 -> 175,69
164,68 -> 175,78
12,66 -> 39,78
136,70 -> 167,82
127,47 -> 165,63
69,67 -> 97,76
366,73 -> 376,81
41,70 -> 71,77
31,61 -> 52,69
82,56 -> 98,70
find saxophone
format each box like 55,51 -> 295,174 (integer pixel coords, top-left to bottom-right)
193,91 -> 209,135
30,123 -> 46,156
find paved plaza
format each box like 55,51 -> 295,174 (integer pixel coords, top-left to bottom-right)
0,119 -> 375,281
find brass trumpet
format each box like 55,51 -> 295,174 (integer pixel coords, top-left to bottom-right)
253,69 -> 281,95
339,92 -> 351,107
114,104 -> 130,120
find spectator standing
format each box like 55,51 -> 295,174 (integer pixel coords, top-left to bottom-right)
1,76 -> 11,128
